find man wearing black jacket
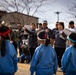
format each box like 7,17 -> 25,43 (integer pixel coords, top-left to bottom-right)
42,20 -> 55,39
23,23 -> 38,60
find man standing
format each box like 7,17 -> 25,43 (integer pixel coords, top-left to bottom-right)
68,21 -> 76,32
42,20 -> 55,46
17,24 -> 23,56
23,23 -> 38,60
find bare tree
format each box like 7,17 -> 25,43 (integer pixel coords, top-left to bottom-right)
0,0 -> 55,25
64,0 -> 76,18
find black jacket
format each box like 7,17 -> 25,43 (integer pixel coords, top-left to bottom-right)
25,29 -> 38,48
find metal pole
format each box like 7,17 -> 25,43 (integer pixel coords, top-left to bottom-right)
55,11 -> 61,22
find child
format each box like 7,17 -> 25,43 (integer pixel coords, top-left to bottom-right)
30,30 -> 58,75
61,33 -> 76,75
0,25 -> 18,75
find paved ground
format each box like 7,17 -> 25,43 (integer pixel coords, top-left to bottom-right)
16,49 -> 63,75
15,63 -> 30,75
15,63 -> 63,75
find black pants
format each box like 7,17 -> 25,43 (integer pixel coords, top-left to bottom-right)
55,47 -> 65,67
29,47 -> 36,60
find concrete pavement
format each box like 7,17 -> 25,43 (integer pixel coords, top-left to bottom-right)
15,63 -> 63,75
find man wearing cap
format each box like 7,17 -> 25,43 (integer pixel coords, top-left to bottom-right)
42,20 -> 55,38
42,20 -> 55,47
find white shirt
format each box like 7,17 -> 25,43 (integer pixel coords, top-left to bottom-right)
68,27 -> 76,32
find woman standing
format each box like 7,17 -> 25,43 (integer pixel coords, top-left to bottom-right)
54,22 -> 67,67
0,25 -> 18,75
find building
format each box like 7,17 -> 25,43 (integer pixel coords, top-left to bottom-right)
0,10 -> 38,28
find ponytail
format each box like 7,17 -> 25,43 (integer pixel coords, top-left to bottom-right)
0,38 -> 6,57
45,38 -> 50,46
0,25 -> 10,57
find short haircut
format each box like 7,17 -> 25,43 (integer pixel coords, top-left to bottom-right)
31,23 -> 35,26
69,21 -> 74,25
38,23 -> 42,26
